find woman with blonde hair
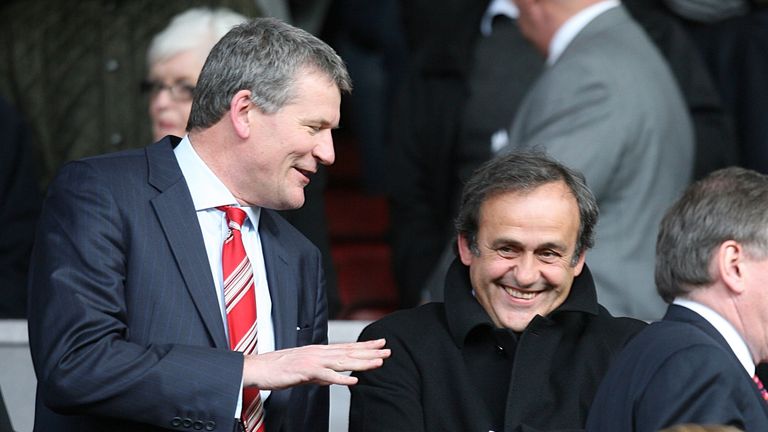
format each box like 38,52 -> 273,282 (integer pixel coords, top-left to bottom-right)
143,7 -> 248,140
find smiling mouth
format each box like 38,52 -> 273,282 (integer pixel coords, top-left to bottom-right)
502,286 -> 539,300
295,167 -> 315,182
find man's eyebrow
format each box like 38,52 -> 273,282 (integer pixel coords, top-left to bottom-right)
490,238 -> 523,248
490,239 -> 569,252
536,241 -> 569,252
303,117 -> 339,129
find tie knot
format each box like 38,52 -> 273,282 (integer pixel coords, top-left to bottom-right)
217,206 -> 247,230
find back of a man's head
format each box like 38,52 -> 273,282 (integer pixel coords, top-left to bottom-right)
187,17 -> 351,132
656,167 -> 768,303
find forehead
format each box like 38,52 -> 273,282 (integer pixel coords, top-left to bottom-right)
291,68 -> 339,97
283,69 -> 341,121
149,49 -> 207,79
478,182 -> 581,243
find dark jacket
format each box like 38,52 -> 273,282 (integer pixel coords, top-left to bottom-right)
350,260 -> 646,432
587,305 -> 768,432
28,138 -> 328,432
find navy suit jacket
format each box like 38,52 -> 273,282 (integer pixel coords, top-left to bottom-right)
586,304 -> 768,431
27,137 -> 329,432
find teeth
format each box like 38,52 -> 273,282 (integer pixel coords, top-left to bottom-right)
504,287 -> 536,300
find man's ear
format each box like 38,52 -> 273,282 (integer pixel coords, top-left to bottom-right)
229,89 -> 254,139
718,240 -> 746,294
573,251 -> 586,276
457,233 -> 475,266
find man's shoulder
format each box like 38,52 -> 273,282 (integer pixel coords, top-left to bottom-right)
359,302 -> 448,340
582,305 -> 648,347
612,317 -> 735,370
553,8 -> 662,79
641,317 -> 723,349
50,147 -> 152,193
57,140 -> 165,177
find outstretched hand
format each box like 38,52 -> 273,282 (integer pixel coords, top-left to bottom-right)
242,338 -> 390,389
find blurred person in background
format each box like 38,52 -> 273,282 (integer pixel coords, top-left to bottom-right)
144,7 -> 248,142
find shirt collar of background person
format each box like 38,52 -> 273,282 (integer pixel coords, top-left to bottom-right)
547,0 -> 620,65
481,0 -> 520,37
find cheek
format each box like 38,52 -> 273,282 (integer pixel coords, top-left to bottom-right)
180,102 -> 193,121
542,266 -> 572,292
473,258 -> 509,282
149,98 -> 161,117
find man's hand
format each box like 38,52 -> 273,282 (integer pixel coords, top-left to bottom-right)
242,338 -> 390,389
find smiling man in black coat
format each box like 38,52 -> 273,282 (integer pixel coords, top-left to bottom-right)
349,152 -> 646,432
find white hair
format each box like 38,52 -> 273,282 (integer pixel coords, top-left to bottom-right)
147,7 -> 249,66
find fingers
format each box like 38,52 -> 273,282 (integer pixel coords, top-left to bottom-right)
324,339 -> 391,372
324,338 -> 387,350
242,339 -> 391,389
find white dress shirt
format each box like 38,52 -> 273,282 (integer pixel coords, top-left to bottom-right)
480,0 -> 520,36
174,135 -> 275,410
547,0 -> 619,65
673,297 -> 755,376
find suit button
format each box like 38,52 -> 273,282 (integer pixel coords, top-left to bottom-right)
193,420 -> 204,430
205,420 -> 216,431
171,417 -> 183,427
183,417 -> 193,428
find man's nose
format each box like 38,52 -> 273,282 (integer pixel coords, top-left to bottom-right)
512,254 -> 539,287
150,89 -> 174,109
313,131 -> 335,166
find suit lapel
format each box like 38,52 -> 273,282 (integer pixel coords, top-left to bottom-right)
259,210 -> 298,351
146,139 -> 228,349
259,210 -> 299,424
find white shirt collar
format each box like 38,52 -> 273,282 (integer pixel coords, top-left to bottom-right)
673,297 -> 755,376
481,0 -> 520,37
547,0 -> 619,65
174,135 -> 261,226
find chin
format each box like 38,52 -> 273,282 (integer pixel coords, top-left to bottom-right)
285,191 -> 307,209
272,198 -> 305,211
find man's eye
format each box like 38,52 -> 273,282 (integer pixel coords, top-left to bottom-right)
538,250 -> 561,262
497,247 -> 516,258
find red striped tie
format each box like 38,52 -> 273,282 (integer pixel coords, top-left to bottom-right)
753,374 -> 768,404
218,206 -> 265,432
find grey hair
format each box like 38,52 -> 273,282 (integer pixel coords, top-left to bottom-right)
147,7 -> 249,67
187,17 -> 351,131
656,167 -> 768,303
455,151 -> 599,265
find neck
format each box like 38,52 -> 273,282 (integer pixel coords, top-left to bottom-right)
686,289 -> 762,365
188,125 -> 251,206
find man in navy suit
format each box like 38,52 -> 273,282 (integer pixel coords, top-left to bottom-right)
586,167 -> 768,431
26,18 -> 389,432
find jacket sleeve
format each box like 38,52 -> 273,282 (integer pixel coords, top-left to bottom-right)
27,161 -> 243,430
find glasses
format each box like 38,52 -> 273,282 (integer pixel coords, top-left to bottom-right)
140,79 -> 195,102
